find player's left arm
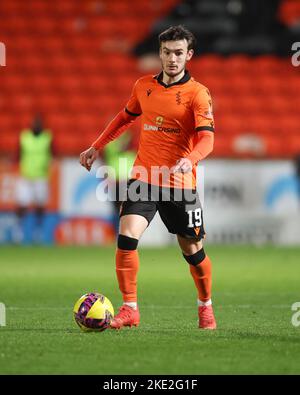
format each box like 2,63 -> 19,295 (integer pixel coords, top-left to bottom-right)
173,87 -> 214,173
173,131 -> 214,172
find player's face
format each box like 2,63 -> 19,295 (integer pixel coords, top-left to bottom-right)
159,39 -> 194,77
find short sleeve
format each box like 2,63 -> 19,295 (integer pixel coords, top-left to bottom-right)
192,87 -> 215,132
125,80 -> 142,117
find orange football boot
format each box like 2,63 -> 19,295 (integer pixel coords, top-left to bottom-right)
110,305 -> 140,330
198,305 -> 217,330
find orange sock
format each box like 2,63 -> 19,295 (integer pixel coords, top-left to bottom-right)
189,255 -> 212,302
116,248 -> 139,303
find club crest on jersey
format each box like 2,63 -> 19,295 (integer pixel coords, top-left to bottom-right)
175,91 -> 190,108
147,89 -> 152,97
155,116 -> 164,127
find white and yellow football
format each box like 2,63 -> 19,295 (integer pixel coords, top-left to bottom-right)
73,292 -> 114,332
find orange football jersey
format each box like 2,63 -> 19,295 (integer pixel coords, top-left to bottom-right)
125,71 -> 214,189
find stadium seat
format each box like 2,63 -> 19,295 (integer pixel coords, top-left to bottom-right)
0,133 -> 19,154
279,0 -> 300,26
286,134 -> 300,157
224,55 -> 252,75
253,55 -> 284,74
263,135 -> 286,158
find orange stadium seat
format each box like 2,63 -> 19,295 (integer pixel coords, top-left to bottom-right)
0,133 -> 19,154
213,94 -> 236,114
223,55 -> 252,75
5,16 -> 28,34
279,0 -> 300,26
237,95 -> 264,114
229,74 -> 254,94
38,95 -> 66,113
50,1 -> 77,15
84,76 -> 110,95
30,75 -> 55,93
212,134 -> 236,157
12,35 -> 37,53
249,116 -> 274,135
263,135 -> 286,158
276,117 -> 299,134
105,0 -> 132,15
286,134 -> 300,156
268,95 -> 294,115
0,113 -> 14,133
192,55 -> 223,75
257,74 -> 284,93
0,1 -> 19,14
19,0 -> 48,15
253,55 -> 284,74
88,16 -> 115,35
54,134 -> 84,156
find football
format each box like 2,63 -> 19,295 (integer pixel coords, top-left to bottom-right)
73,292 -> 114,331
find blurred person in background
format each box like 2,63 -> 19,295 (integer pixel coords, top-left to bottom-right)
103,131 -> 136,234
15,114 -> 53,243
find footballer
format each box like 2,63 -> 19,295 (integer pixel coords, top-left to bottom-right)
80,25 -> 216,330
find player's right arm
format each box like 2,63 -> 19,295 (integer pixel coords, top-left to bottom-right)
80,80 -> 142,172
79,110 -> 136,171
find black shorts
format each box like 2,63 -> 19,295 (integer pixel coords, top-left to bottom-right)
120,179 -> 206,240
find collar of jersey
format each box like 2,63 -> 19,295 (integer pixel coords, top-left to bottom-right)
154,70 -> 191,88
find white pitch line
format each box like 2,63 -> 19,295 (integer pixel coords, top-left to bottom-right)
6,304 -> 291,311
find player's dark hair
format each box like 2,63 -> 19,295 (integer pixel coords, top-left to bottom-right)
158,25 -> 196,50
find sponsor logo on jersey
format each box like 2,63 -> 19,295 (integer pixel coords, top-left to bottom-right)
155,116 -> 164,127
144,124 -> 180,134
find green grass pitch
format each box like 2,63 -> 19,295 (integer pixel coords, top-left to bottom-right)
0,245 -> 299,374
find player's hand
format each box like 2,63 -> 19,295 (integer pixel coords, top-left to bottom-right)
172,158 -> 193,173
79,147 -> 98,171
